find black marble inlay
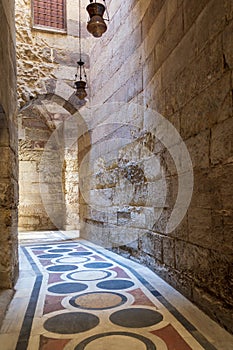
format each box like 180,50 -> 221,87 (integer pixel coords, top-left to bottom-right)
46,265 -> 78,272
110,308 -> 163,328
97,279 -> 134,290
38,253 -> 63,259
31,246 -> 52,250
48,248 -> 73,253
48,282 -> 88,294
74,332 -> 156,350
84,262 -> 113,269
69,252 -> 93,256
58,244 -> 78,248
44,312 -> 99,334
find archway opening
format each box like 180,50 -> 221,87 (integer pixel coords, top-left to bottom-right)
18,94 -> 88,238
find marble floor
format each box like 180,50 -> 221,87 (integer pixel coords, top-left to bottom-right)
0,231 -> 232,350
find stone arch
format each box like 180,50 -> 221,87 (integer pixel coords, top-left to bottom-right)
20,78 -> 87,116
18,89 -> 90,232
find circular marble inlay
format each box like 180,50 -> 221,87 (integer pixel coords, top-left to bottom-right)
96,279 -> 134,290
83,262 -> 113,269
46,265 -> 78,272
38,254 -> 63,259
69,252 -> 93,256
47,249 -> 73,253
110,308 -> 163,328
74,332 -> 156,350
44,312 -> 99,334
48,282 -> 88,294
69,292 -> 127,310
31,246 -> 52,250
67,270 -> 111,281
58,244 -> 78,248
57,257 -> 90,264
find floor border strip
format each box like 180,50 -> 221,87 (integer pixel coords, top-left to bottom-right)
16,247 -> 43,350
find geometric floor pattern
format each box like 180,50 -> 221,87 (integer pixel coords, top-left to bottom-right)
1,237 -> 233,350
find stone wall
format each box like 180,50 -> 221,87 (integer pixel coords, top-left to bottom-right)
64,142 -> 80,230
0,0 -> 18,288
16,0 -> 90,108
79,0 -> 233,332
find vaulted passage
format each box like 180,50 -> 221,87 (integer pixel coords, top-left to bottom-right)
18,99 -> 80,232
0,0 -> 233,346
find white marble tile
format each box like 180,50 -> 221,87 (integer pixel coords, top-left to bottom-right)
0,333 -> 19,350
27,334 -> 40,350
0,296 -> 29,333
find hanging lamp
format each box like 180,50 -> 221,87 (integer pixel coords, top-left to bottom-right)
86,0 -> 109,38
75,0 -> 87,99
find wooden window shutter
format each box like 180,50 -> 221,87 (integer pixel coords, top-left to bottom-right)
33,0 -> 66,31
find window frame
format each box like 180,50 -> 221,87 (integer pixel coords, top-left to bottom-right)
31,0 -> 67,34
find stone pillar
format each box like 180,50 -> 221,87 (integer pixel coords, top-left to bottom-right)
0,0 -> 18,288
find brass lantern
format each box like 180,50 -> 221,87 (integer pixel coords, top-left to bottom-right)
74,0 -> 87,100
86,1 -> 108,38
75,60 -> 87,100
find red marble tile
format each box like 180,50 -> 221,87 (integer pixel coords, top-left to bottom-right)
32,250 -> 44,254
40,259 -> 52,267
75,247 -> 89,252
151,324 -> 193,350
91,254 -> 106,261
40,335 -> 71,350
128,288 -> 155,307
110,266 -> 131,279
48,273 -> 63,284
43,295 -> 66,315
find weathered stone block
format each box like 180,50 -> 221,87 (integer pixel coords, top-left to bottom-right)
141,0 -> 164,40
180,71 -> 231,139
175,240 -> 210,282
211,209 -> 233,254
170,215 -> 188,240
188,207 -> 212,248
183,0 -> 209,31
191,169 -> 222,210
0,115 -> 9,147
142,8 -> 166,60
215,164 -> 233,210
156,6 -> 183,69
25,128 -> 50,142
223,20 -> 233,70
192,286 -> 233,334
161,24 -> 196,87
139,232 -> 163,262
211,117 -> 233,165
186,130 -> 210,169
162,236 -> 175,267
